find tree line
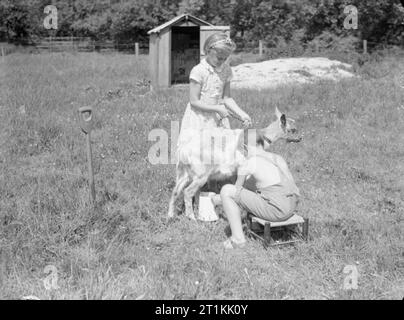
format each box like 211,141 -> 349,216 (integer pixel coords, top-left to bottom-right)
0,0 -> 403,50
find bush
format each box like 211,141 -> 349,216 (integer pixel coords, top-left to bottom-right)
307,31 -> 360,53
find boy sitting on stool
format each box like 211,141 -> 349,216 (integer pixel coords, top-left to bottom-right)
212,133 -> 300,249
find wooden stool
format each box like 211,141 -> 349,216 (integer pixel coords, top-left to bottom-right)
246,213 -> 309,248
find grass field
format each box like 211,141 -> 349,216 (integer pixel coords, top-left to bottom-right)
0,51 -> 403,300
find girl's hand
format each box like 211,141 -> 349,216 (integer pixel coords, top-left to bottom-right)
216,104 -> 230,119
241,115 -> 252,128
242,119 -> 252,128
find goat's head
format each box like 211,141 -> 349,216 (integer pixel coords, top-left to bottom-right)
258,107 -> 302,150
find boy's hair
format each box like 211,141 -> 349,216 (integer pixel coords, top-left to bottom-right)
203,32 -> 236,56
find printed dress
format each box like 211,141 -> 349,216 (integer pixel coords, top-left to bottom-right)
177,58 -> 233,150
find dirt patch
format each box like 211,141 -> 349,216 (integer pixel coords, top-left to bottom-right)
231,57 -> 356,89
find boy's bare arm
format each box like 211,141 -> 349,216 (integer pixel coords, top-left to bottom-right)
235,173 -> 247,188
235,159 -> 253,187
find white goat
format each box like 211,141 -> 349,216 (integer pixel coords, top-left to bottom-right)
168,108 -> 300,220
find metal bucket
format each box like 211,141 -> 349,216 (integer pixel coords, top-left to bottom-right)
198,192 -> 219,222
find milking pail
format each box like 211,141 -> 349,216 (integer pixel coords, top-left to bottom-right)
198,192 -> 219,222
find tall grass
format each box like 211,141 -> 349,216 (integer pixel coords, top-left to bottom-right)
0,51 -> 403,299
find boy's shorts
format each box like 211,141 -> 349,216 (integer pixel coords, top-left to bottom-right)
234,186 -> 297,222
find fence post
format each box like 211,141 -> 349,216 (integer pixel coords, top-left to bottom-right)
363,40 -> 367,54
135,42 -> 139,57
315,42 -> 319,54
1,46 -> 4,61
259,40 -> 263,57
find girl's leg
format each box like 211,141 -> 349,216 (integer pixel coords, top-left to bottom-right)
220,184 -> 246,244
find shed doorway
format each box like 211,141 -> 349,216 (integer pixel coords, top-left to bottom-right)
171,26 -> 200,85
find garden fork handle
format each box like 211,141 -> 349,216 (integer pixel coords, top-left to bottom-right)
77,106 -> 96,206
78,106 -> 93,134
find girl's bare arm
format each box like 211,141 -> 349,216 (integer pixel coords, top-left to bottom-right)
222,81 -> 251,122
189,80 -> 226,114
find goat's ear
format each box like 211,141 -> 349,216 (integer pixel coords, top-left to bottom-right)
275,107 -> 283,119
280,114 -> 286,128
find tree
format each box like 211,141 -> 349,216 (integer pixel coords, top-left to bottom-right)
111,0 -> 177,44
0,0 -> 44,42
353,0 -> 404,45
177,0 -> 205,16
249,0 -> 307,46
68,0 -> 113,39
0,0 -> 402,48
231,0 -> 256,38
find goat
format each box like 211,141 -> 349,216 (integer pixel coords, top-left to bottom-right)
168,107 -> 300,220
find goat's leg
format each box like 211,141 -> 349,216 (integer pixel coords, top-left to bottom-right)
183,176 -> 208,220
193,189 -> 201,219
168,171 -> 189,218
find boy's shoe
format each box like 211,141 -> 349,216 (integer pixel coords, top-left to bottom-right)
223,238 -> 246,249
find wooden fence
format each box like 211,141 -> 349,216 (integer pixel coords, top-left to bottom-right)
40,37 -> 147,54
256,38 -> 399,57
9,37 -> 149,55
37,36 -> 93,52
2,37 -> 401,59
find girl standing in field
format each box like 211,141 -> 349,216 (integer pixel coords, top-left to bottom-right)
177,33 -> 252,149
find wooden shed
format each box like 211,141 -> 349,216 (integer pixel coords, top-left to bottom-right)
148,14 -> 230,90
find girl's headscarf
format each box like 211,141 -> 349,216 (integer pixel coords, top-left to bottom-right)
203,33 -> 236,56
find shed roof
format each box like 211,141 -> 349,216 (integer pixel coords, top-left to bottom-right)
148,14 -> 213,35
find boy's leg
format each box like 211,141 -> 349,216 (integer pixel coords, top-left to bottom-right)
211,194 -> 222,206
220,184 -> 246,244
234,187 -> 286,222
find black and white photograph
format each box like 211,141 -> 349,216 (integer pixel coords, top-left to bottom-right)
0,0 -> 403,303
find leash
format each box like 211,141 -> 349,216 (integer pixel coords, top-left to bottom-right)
219,109 -> 251,127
